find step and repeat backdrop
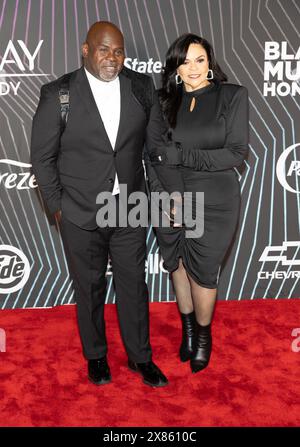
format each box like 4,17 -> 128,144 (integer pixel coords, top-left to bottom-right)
0,0 -> 299,308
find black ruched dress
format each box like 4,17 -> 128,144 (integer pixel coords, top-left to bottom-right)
145,81 -> 249,289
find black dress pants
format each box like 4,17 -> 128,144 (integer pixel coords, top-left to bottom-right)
59,202 -> 152,363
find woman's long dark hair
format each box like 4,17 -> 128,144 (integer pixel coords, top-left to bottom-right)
160,33 -> 228,128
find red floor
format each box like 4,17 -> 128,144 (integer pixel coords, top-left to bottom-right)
1,299 -> 300,427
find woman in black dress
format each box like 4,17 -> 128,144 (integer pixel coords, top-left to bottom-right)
145,34 -> 249,373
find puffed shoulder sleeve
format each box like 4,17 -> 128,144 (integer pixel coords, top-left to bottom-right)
181,86 -> 249,171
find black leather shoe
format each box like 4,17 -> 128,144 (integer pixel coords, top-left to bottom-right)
88,356 -> 111,385
128,359 -> 168,387
179,311 -> 196,362
190,322 -> 212,373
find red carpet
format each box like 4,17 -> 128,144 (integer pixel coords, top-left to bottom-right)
1,299 -> 300,427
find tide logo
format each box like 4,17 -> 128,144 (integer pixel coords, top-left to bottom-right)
0,245 -> 30,294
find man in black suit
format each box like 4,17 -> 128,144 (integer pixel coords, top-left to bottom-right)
30,21 -> 168,387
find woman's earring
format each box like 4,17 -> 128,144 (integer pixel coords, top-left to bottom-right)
206,69 -> 214,80
175,74 -> 183,85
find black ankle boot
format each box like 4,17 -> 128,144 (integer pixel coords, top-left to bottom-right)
190,322 -> 212,373
179,311 -> 196,362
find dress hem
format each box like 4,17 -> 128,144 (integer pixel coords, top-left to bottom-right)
164,256 -> 218,290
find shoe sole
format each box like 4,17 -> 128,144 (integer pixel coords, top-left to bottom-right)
88,375 -> 112,386
180,356 -> 192,362
191,363 -> 209,373
128,365 -> 168,388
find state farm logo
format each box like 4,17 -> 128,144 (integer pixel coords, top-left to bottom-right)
124,57 -> 163,74
0,245 -> 30,294
276,143 -> 300,193
258,241 -> 300,280
0,40 -> 49,95
0,159 -> 37,189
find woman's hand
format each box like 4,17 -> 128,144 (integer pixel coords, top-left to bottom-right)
55,210 -> 62,224
149,142 -> 183,167
163,194 -> 183,227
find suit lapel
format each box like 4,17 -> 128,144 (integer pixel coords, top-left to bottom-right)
74,66 -> 114,152
74,67 -> 133,153
114,72 -> 132,152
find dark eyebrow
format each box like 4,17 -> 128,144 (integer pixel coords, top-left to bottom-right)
97,45 -> 124,50
185,55 -> 206,61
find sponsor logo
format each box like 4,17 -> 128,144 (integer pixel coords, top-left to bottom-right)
0,159 -> 37,190
105,253 -> 168,276
146,253 -> 169,274
124,57 -> 163,74
264,41 -> 300,96
0,245 -> 30,294
276,143 -> 300,193
0,70 -> 20,95
258,241 -> 300,279
0,40 -> 49,95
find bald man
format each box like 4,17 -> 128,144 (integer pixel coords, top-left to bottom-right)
31,22 -> 168,387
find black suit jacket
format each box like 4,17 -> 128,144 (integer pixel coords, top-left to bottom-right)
30,66 -> 167,229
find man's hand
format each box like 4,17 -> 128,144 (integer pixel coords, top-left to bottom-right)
54,210 -> 62,223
